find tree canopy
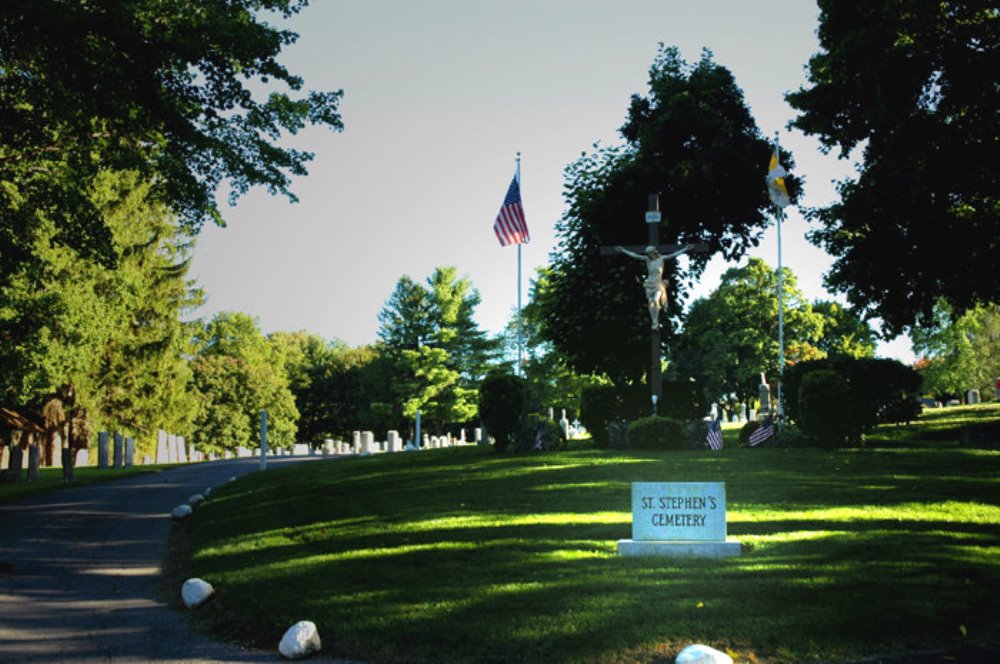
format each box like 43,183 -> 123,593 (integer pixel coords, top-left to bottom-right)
0,0 -> 342,273
786,0 -> 998,335
540,46 -> 798,384
669,259 -> 825,405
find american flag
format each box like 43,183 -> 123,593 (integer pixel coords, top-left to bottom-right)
748,417 -> 775,446
706,419 -> 723,451
493,175 -> 529,246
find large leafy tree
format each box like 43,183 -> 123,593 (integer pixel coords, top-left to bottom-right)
786,0 -> 998,335
376,267 -> 492,431
0,170 -> 200,456
190,312 -> 298,452
669,259 -> 825,406
911,300 -> 1000,400
541,46 -> 798,384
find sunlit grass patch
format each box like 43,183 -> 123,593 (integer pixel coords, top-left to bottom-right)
171,432 -> 1000,663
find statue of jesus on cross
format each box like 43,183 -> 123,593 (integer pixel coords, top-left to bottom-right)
614,244 -> 694,329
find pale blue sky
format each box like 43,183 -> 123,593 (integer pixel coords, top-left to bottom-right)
188,0 -> 916,362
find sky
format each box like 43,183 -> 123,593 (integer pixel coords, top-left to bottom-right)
187,0 -> 916,363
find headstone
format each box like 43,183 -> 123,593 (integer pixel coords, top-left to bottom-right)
946,399 -> 961,407
967,389 -> 980,405
738,404 -> 747,423
758,380 -> 771,414
168,434 -> 178,463
27,445 -> 40,481
387,430 -> 401,453
51,435 -> 62,467
98,431 -> 110,469
293,443 -> 310,456
559,409 -> 571,439
142,454 -> 151,465
460,428 -> 466,443
362,431 -> 375,454
177,435 -> 188,463
188,443 -> 197,462
113,432 -> 124,469
75,449 -> 89,467
7,446 -> 23,483
125,438 -> 135,467
475,428 -> 483,446
422,434 -> 429,448
156,430 -> 169,464
617,482 -> 740,558
352,431 -> 361,454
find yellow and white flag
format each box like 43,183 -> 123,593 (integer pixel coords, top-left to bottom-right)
767,147 -> 791,209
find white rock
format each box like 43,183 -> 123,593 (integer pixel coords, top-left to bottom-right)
188,493 -> 205,505
171,504 -> 192,519
228,476 -> 236,483
675,644 -> 733,664
181,578 -> 214,608
278,620 -> 322,659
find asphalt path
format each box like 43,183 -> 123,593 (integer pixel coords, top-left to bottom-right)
0,456 -> 340,663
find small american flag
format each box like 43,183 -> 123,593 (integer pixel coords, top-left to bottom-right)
748,417 -> 775,446
493,175 -> 529,246
706,419 -> 723,451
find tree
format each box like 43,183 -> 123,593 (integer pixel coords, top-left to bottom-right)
669,259 -> 825,406
190,312 -> 298,452
540,46 -> 798,385
811,301 -> 878,358
910,301 -> 1000,401
0,170 -> 201,456
376,267 -> 492,430
786,1 -> 998,335
0,0 -> 343,267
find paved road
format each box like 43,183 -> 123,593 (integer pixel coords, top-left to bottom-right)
0,456 -> 338,663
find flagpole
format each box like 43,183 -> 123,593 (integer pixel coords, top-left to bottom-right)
774,132 -> 785,426
516,152 -> 523,377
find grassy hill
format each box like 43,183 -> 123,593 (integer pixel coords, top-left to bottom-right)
168,405 -> 1000,663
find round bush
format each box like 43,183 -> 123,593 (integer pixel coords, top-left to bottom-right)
479,373 -> 526,453
626,416 -> 688,451
514,413 -> 565,453
797,369 -> 853,448
580,384 -> 618,449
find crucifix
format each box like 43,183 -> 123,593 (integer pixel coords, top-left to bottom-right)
599,194 -> 708,413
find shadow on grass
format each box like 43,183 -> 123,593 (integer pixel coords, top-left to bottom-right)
177,446 -> 1000,663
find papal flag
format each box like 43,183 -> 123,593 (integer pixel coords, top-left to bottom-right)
767,146 -> 791,209
493,175 -> 530,247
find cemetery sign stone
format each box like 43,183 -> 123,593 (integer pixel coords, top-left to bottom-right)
618,482 -> 741,558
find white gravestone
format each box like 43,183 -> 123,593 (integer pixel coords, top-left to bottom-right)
156,430 -> 169,463
178,435 -> 188,463
618,482 -> 740,558
352,431 -> 361,454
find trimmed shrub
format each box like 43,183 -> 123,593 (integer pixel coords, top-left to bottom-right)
626,416 -> 688,451
580,384 -> 619,448
797,369 -> 853,448
514,413 -> 565,453
784,357 -> 923,434
478,373 -> 526,453
660,381 -> 709,420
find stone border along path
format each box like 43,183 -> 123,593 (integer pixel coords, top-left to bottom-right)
0,455 -> 348,662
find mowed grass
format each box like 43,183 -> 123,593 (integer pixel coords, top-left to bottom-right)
173,406 -> 1000,663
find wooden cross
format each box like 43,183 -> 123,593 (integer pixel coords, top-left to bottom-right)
599,194 -> 709,413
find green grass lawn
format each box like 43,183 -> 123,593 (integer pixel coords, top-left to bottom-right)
0,464 -> 168,505
170,406 -> 1000,663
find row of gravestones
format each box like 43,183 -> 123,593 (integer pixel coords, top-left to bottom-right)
328,428 -> 484,456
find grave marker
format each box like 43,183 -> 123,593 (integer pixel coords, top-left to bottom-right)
618,482 -> 740,558
98,431 -> 110,469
